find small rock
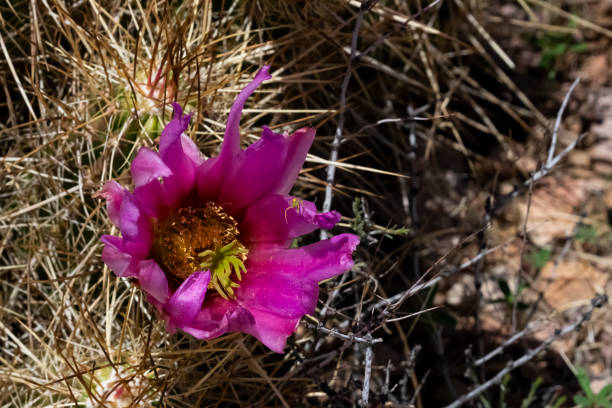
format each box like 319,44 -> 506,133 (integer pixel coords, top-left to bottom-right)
591,139 -> 612,163
581,55 -> 609,86
567,150 -> 591,168
538,260 -> 608,312
499,4 -> 520,18
446,274 -> 475,307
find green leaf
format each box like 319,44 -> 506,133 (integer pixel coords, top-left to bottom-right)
517,282 -> 530,294
571,42 -> 588,53
573,394 -> 593,406
498,279 -> 511,297
575,367 -> 596,399
597,384 -> 612,400
549,395 -> 566,408
596,398 -> 612,408
528,247 -> 552,269
575,224 -> 598,243
521,377 -> 542,408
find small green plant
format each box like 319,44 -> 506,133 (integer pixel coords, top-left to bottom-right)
534,28 -> 587,80
351,197 -> 408,245
527,247 -> 552,269
573,367 -> 612,408
351,197 -> 369,240
498,374 -> 543,408
575,224 -> 598,243
546,395 -> 567,408
521,376 -> 542,408
491,279 -> 529,310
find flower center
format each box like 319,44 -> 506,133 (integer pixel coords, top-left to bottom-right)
151,203 -> 247,299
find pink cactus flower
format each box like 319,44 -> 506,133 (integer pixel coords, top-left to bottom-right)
97,66 -> 359,352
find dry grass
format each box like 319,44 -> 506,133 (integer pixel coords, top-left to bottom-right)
1,0 -> 610,407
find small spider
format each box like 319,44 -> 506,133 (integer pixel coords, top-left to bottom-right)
284,197 -> 304,223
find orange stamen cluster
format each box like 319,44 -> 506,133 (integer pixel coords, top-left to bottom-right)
152,203 -> 247,297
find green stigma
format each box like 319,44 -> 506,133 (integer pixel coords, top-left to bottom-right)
198,240 -> 248,300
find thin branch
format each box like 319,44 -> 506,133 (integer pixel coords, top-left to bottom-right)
472,322 -> 537,367
370,241 -> 506,312
547,78 -> 580,164
494,78 -> 583,213
322,0 -> 374,234
360,335 -> 374,407
443,294 -> 608,408
303,321 -> 383,345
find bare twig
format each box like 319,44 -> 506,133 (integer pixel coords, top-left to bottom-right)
512,180 -> 534,332
303,320 -> 383,345
360,335 -> 374,407
472,322 -> 537,368
547,78 -> 580,164
443,294 -> 608,408
494,78 -> 583,213
322,0 -> 374,238
370,240 -> 507,312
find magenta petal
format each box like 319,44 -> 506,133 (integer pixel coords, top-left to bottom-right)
100,235 -> 137,277
181,298 -> 255,340
138,260 -> 169,303
159,103 -> 193,157
95,181 -> 128,226
217,126 -> 316,214
236,234 -> 358,327
159,104 -> 202,197
220,66 -> 271,159
133,180 -> 170,220
97,183 -> 151,256
243,308 -> 300,353
130,147 -> 173,187
246,233 -> 359,282
117,196 -> 152,256
164,270 -> 211,326
179,133 -> 204,165
274,127 -> 316,195
117,198 -> 140,238
217,127 -> 286,212
197,67 -> 271,201
241,194 -> 341,246
237,266 -> 318,318
195,156 -> 221,201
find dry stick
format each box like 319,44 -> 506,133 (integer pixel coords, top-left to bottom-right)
404,107 -> 456,399
382,359 -> 392,401
318,8 -> 376,404
406,105 -> 423,280
303,321 -> 383,346
493,78 -> 583,214
512,181 -> 533,333
472,322 -> 537,368
473,199 -> 490,384
0,30 -> 37,119
445,78 -> 586,406
321,0 -> 372,239
370,242 -> 504,312
357,0 -> 443,58
368,76 -> 585,397
360,335 -> 374,408
443,294 -> 608,408
454,0 -> 515,70
547,78 -> 580,164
